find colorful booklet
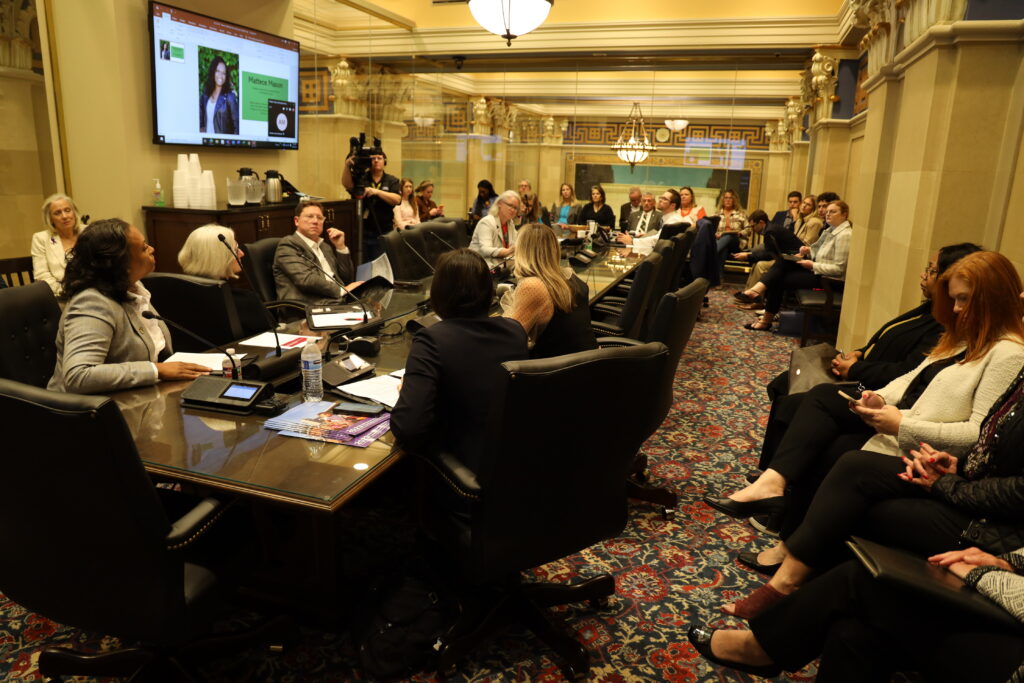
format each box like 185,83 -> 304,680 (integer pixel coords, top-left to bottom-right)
263,401 -> 390,447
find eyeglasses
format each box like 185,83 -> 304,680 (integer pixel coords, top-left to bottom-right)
924,265 -> 938,276
302,214 -> 325,222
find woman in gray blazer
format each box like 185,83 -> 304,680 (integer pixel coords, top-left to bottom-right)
48,219 -> 209,394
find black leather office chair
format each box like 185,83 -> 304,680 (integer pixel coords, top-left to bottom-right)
0,281 -> 61,387
419,343 -> 671,680
241,237 -> 306,321
382,229 -> 434,281
144,273 -> 244,351
590,250 -> 663,339
0,378 -> 276,680
416,219 -> 469,265
598,279 -> 710,515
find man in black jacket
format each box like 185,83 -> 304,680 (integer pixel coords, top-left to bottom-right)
619,186 -> 642,230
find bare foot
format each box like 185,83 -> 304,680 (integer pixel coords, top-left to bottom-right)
757,543 -> 787,566
711,630 -> 775,667
727,478 -> 785,504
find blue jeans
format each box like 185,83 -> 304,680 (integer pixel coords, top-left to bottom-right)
716,233 -> 740,272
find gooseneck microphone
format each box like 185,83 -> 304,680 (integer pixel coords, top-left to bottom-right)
142,310 -> 239,378
425,229 -> 456,252
218,233 -> 282,357
293,247 -> 371,324
401,234 -> 435,273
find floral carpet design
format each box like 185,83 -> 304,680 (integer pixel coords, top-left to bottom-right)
0,286 -> 816,682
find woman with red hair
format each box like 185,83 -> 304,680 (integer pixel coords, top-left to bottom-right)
707,251 -> 1024,618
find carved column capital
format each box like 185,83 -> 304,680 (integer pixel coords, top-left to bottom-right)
810,51 -> 839,121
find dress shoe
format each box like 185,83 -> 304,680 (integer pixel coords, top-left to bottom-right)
736,550 -> 781,576
733,291 -> 759,304
702,494 -> 786,519
687,625 -> 782,678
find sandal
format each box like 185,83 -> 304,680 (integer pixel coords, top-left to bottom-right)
733,291 -> 759,304
723,582 -> 787,620
743,320 -> 772,332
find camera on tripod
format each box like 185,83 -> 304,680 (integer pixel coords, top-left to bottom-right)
348,132 -> 383,198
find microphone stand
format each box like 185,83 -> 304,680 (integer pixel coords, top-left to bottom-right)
402,234 -> 436,275
292,246 -> 371,324
425,229 -> 456,252
218,233 -> 282,357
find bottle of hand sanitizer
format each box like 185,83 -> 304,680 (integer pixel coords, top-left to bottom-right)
152,178 -> 165,207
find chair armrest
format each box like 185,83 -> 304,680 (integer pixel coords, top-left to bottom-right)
166,497 -> 226,550
591,320 -> 625,336
592,303 -> 624,316
596,336 -> 643,347
420,452 -> 481,499
603,295 -> 628,305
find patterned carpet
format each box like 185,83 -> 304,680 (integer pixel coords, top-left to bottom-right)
0,285 -> 813,682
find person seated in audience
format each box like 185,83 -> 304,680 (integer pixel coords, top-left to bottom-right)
704,251 -> 1024,594
391,249 -> 528,472
515,179 -> 532,226
470,180 -> 498,221
551,183 -> 581,227
469,190 -> 520,268
502,223 -> 597,358
770,191 -> 802,231
517,179 -> 532,197
415,180 -> 444,222
755,243 -> 983,476
793,194 -> 823,246
578,185 -> 615,227
627,192 -> 662,238
689,545 -> 1024,681
33,193 -> 86,295
615,189 -> 684,252
677,186 -> 707,227
520,192 -> 551,227
713,189 -> 749,274
735,200 -> 853,331
273,199 -> 357,305
177,224 -> 272,337
393,178 -> 421,231
619,186 -> 642,230
816,190 -> 840,222
48,218 -> 209,394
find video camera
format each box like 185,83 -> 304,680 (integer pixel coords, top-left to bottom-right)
348,133 -> 383,199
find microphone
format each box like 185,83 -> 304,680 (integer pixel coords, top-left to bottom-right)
425,229 -> 456,252
401,234 -> 435,274
142,310 -> 239,378
293,247 -> 371,324
218,233 -> 282,357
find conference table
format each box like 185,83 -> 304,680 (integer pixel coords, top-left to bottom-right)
111,243 -> 644,612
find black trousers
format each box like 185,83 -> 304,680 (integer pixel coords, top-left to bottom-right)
785,449 -> 974,568
750,559 -> 1024,683
764,264 -> 821,314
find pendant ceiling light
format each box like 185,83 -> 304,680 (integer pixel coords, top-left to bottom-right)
612,103 -> 657,169
469,0 -> 553,46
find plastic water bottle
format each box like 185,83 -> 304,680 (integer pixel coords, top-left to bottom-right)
301,341 -> 323,402
222,347 -> 236,379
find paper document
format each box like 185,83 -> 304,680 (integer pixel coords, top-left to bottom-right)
389,368 -> 406,379
337,374 -> 402,408
310,311 -> 370,328
240,332 -> 320,349
356,253 -> 395,283
165,351 -> 245,372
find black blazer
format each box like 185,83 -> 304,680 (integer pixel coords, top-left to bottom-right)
848,301 -> 943,388
390,316 -> 528,473
579,204 -> 615,228
770,210 -> 794,231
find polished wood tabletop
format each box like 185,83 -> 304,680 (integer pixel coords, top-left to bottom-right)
114,244 -> 641,513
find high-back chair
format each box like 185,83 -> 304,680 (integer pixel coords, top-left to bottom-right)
144,272 -> 243,351
416,342 -> 671,680
590,250 -> 663,339
0,281 -> 61,387
0,256 -> 34,287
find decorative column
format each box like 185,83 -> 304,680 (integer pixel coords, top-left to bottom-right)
805,47 -> 861,195
465,97 -> 492,203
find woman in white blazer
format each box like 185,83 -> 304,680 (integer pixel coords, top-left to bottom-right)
32,193 -> 87,295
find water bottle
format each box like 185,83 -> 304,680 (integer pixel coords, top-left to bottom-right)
222,347 -> 236,379
301,341 -> 323,402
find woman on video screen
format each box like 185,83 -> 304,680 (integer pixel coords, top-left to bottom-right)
199,55 -> 239,135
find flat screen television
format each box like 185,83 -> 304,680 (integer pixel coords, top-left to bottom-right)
149,1 -> 300,149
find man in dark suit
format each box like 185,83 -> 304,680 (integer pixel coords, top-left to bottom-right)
626,192 -> 662,237
618,186 -> 642,230
273,199 -> 355,304
770,191 -> 803,230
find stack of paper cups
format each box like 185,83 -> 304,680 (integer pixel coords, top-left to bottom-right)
172,168 -> 189,208
176,153 -> 188,173
199,170 -> 216,209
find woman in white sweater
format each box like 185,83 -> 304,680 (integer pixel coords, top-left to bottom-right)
32,193 -> 86,294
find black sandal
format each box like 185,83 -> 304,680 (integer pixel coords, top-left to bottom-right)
743,320 -> 772,332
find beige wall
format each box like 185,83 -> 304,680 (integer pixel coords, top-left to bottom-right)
48,0 -> 298,237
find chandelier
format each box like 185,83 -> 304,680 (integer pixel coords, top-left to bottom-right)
469,0 -> 553,46
611,103 -> 657,169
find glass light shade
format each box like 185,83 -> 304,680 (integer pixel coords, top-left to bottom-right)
469,0 -> 553,43
664,119 -> 689,131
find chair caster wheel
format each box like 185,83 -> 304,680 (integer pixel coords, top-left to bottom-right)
662,508 -> 675,520
589,596 -> 611,610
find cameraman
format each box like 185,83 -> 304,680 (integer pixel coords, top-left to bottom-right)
342,147 -> 400,261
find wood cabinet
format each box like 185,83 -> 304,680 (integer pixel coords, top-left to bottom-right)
143,200 -> 360,274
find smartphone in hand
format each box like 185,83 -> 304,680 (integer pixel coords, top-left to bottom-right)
838,383 -> 867,402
